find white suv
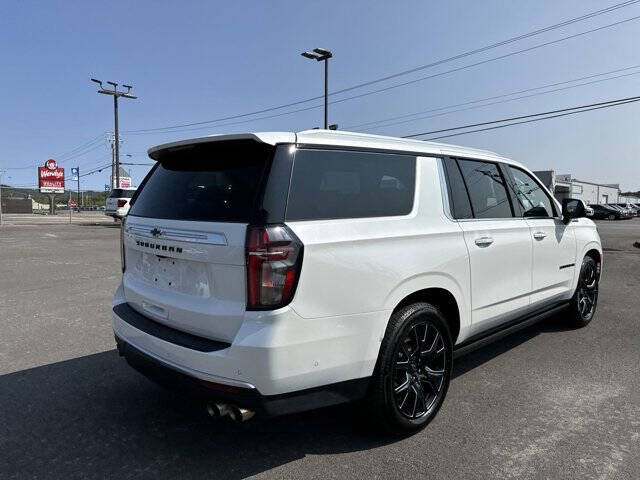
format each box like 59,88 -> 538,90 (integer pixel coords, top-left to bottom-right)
105,188 -> 136,219
112,130 -> 602,434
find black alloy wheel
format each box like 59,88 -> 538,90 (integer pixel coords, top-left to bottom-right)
568,256 -> 599,327
392,321 -> 446,419
577,258 -> 598,322
367,302 -> 452,435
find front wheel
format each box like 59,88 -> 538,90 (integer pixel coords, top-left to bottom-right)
367,303 -> 452,435
567,256 -> 599,328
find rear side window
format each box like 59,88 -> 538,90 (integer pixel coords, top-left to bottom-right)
286,149 -> 415,221
129,140 -> 273,222
443,157 -> 473,219
457,159 -> 513,219
109,189 -> 135,198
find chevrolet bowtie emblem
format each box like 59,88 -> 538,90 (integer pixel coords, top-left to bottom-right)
150,228 -> 163,237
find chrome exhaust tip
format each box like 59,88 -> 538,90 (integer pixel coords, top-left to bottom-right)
229,406 -> 255,422
206,402 -> 255,422
206,401 -> 230,418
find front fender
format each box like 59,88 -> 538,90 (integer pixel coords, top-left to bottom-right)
571,240 -> 603,292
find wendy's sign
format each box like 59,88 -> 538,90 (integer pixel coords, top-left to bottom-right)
38,159 -> 65,193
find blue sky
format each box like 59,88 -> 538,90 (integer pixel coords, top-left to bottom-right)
1,0 -> 639,191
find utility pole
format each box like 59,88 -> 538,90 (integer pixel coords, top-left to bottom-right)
0,170 -> 5,226
301,48 -> 333,129
110,135 -> 115,188
77,169 -> 80,211
91,79 -> 136,189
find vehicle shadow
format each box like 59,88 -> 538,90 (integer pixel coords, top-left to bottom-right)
1,316 -> 569,479
453,315 -> 572,378
74,222 -> 121,228
1,350 -> 390,480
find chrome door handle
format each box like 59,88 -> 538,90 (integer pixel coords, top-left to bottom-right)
474,236 -> 494,247
533,231 -> 547,240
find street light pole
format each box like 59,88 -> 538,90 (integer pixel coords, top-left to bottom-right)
301,48 -> 333,129
91,79 -> 136,189
324,58 -> 329,130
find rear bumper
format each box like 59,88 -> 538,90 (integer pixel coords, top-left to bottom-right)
111,284 -> 385,415
114,333 -> 369,416
105,209 -> 126,218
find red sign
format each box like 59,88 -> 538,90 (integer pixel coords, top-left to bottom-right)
69,200 -> 77,208
119,176 -> 131,188
38,158 -> 65,193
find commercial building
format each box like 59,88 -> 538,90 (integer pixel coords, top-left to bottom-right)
619,194 -> 640,204
533,170 -> 620,205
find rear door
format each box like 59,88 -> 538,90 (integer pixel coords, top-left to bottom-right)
506,166 -> 577,306
451,158 -> 533,329
122,139 -> 281,343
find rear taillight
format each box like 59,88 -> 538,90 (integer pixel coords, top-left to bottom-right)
246,225 -> 303,310
120,217 -> 126,273
118,199 -> 128,208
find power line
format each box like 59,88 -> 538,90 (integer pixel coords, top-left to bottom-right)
403,94 -> 640,139
5,1 -> 639,172
126,63 -> 640,138
3,134 -> 108,171
313,15 -> 640,114
423,98 -> 640,141
331,0 -> 640,96
124,13 -> 640,136
55,132 -> 107,159
348,65 -> 640,131
58,142 -> 107,163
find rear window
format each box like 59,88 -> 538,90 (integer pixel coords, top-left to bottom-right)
286,149 -> 415,221
109,189 -> 135,198
129,140 -> 273,222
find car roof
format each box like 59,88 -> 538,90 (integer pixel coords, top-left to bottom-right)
147,129 -> 524,168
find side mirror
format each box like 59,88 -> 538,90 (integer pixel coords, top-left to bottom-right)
562,198 -> 586,224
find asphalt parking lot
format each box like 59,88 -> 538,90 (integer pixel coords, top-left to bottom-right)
1,219 -> 639,480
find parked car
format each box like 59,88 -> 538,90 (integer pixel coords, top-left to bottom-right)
606,204 -> 632,219
589,204 -> 625,220
105,188 -> 136,219
614,203 -> 639,216
112,130 -> 602,435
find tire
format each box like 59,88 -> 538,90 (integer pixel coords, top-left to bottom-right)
367,302 -> 453,436
567,256 -> 599,328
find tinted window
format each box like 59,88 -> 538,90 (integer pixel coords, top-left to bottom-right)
286,149 -> 415,221
443,157 -> 473,219
129,140 -> 273,222
109,189 -> 135,198
458,159 -> 512,219
508,167 -> 555,217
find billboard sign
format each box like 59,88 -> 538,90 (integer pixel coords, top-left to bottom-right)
38,159 -> 65,193
111,175 -> 132,189
118,176 -> 131,188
